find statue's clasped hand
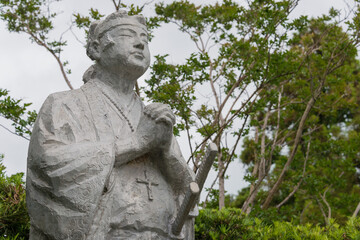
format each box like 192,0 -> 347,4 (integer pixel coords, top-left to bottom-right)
136,103 -> 176,152
145,103 -> 176,126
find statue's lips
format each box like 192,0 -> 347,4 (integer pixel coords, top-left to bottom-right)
131,52 -> 145,59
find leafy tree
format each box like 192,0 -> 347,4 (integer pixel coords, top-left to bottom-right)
144,0 -> 310,209
0,89 -> 36,140
239,8 -> 360,224
143,0 -> 360,213
0,0 -> 75,89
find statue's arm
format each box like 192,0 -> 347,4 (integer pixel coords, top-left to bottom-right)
161,136 -> 195,192
134,102 -> 195,190
113,135 -> 148,166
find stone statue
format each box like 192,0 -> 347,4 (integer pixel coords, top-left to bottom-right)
26,11 -> 197,240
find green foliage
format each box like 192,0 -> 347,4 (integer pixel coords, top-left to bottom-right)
145,54 -> 197,136
0,0 -> 63,54
144,0 -> 360,214
0,89 -> 37,140
195,208 -> 249,239
195,208 -> 360,240
200,188 -> 234,210
0,0 -> 73,87
238,2 -> 360,219
73,8 -> 105,37
73,3 -> 149,42
144,1 -> 308,208
0,0 -> 54,33
0,155 -> 29,240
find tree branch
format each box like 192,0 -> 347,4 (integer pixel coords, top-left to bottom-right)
352,202 -> 360,218
315,196 -> 328,225
0,122 -> 29,141
276,138 -> 311,209
25,26 -> 73,89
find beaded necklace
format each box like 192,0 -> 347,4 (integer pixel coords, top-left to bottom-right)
98,87 -> 135,132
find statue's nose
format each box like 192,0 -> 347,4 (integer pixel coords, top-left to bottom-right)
134,40 -> 144,50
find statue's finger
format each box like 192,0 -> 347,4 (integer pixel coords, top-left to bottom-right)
155,115 -> 174,126
145,102 -> 165,112
149,104 -> 172,119
163,112 -> 176,125
160,111 -> 176,125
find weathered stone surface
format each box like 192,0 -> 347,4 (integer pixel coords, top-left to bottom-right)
26,11 -> 195,240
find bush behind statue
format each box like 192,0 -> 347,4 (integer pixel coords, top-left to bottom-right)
195,208 -> 360,240
0,155 -> 29,240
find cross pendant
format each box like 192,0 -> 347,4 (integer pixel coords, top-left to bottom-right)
136,170 -> 159,200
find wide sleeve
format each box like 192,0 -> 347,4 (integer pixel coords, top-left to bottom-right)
159,136 -> 196,195
26,90 -> 115,240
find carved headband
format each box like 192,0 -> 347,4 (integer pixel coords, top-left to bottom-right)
89,10 -> 147,41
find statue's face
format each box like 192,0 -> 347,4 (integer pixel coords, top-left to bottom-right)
98,22 -> 150,76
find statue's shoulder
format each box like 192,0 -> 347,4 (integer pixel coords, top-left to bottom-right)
40,87 -> 89,115
49,87 -> 87,102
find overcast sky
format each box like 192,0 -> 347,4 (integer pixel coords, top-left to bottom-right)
0,0 -> 356,198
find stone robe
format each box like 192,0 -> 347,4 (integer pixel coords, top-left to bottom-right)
26,79 -> 195,240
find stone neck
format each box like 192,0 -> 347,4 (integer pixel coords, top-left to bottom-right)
93,64 -> 136,96
93,78 -> 136,108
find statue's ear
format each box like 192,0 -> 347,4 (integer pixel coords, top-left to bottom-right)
87,40 -> 100,61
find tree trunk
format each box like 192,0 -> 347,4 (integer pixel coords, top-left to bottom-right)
241,127 -> 259,213
300,201 -> 311,224
276,140 -> 310,209
262,96 -> 316,209
218,150 -> 225,210
352,202 -> 360,218
242,108 -> 270,213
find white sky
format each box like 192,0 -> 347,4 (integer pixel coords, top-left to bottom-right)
0,0 -> 356,199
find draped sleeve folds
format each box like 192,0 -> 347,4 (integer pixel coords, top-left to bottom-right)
27,84 -> 116,239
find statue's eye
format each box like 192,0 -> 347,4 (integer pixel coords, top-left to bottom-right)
140,34 -> 148,43
119,34 -> 133,38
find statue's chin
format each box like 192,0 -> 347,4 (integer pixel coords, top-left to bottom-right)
123,61 -> 149,77
99,60 -> 149,77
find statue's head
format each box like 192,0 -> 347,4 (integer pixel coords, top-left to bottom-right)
86,11 -> 150,77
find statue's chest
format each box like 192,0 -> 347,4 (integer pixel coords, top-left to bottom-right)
103,93 -> 142,137
109,156 -> 176,236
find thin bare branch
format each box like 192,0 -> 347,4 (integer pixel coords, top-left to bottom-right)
217,62 -> 255,119
184,117 -> 195,169
352,202 -> 360,218
315,196 -> 328,225
202,112 -> 250,207
25,26 -> 73,89
319,189 -> 331,223
221,113 -> 250,178
69,24 -> 86,46
276,138 -> 311,209
112,0 -> 121,11
203,170 -> 218,208
0,122 -> 30,141
224,85 -> 247,122
196,86 -> 262,159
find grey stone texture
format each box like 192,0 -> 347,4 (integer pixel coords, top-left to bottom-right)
26,11 -> 196,240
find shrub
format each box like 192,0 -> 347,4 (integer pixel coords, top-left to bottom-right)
0,155 -> 29,240
195,208 -> 360,239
